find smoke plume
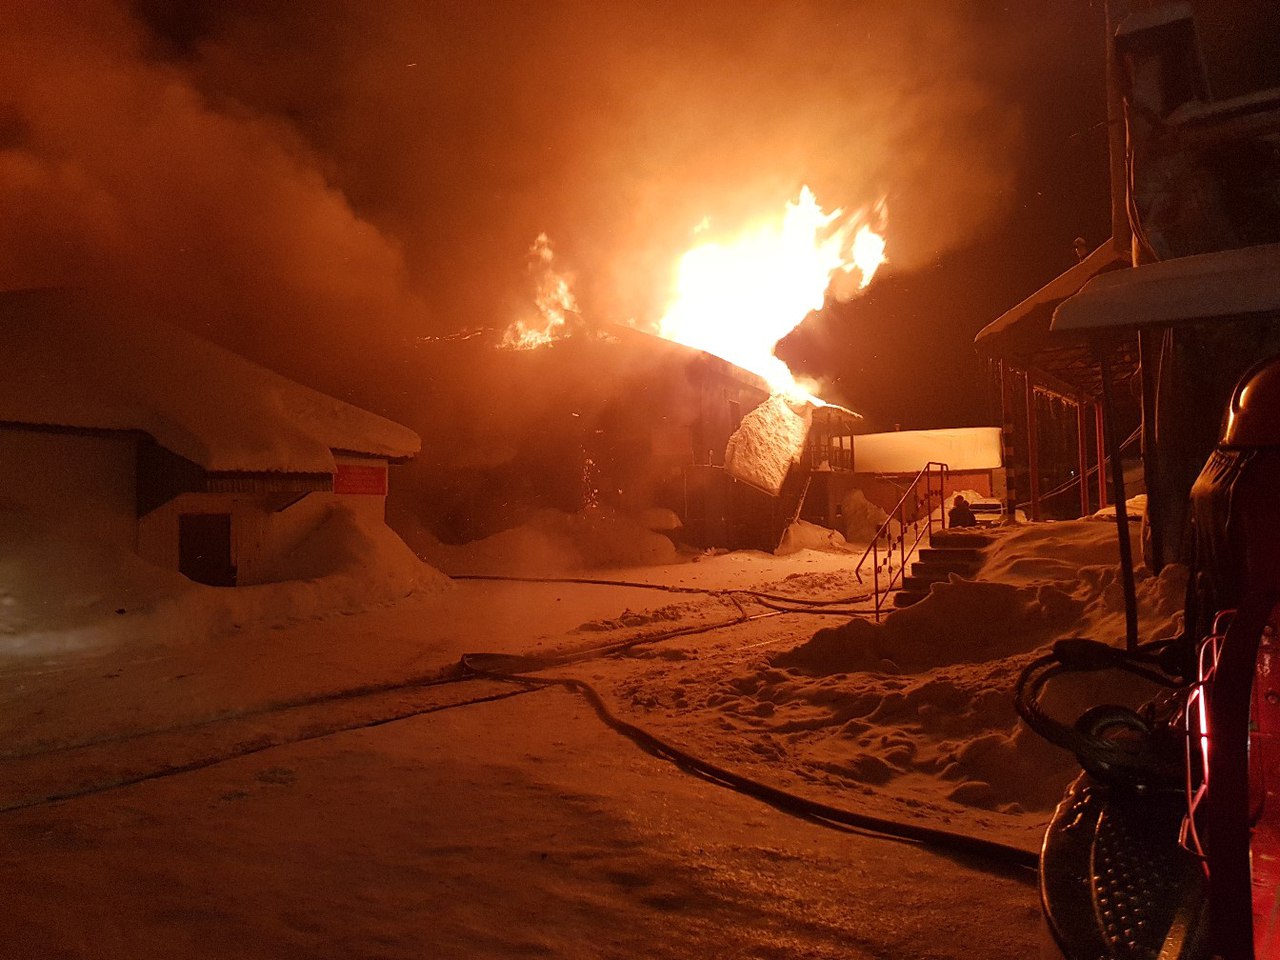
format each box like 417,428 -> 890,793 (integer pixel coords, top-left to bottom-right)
2,1 -> 1104,431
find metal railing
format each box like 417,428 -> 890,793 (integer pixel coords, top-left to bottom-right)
853,461 -> 950,621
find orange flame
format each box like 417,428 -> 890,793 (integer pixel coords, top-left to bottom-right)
502,233 -> 579,350
657,186 -> 886,403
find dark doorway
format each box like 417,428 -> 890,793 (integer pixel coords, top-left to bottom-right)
178,513 -> 236,586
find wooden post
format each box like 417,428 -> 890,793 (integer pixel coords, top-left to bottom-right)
999,360 -> 1018,523
1077,399 -> 1090,517
1025,375 -> 1042,521
1138,327 -> 1165,571
1099,350 -> 1138,651
1094,401 -> 1108,508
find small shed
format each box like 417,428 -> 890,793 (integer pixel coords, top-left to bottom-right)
0,288 -> 420,586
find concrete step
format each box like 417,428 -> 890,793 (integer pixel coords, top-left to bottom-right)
893,590 -> 928,608
903,574 -> 949,591
929,530 -> 994,549
917,547 -> 985,564
911,560 -> 981,580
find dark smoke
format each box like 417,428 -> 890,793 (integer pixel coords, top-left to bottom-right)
2,1 -> 1107,430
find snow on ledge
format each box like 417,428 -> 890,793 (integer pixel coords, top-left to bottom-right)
854,427 -> 1002,475
724,395 -> 812,496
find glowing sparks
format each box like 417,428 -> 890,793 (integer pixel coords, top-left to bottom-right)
656,186 -> 886,402
501,233 -> 579,350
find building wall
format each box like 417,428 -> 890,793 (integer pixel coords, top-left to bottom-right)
137,455 -> 390,585
799,471 -> 860,531
0,426 -> 137,548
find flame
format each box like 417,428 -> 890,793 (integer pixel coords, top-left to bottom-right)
502,233 -> 579,350
656,186 -> 886,402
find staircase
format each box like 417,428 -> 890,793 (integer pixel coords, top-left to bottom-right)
853,461 -> 952,620
892,528 -> 993,608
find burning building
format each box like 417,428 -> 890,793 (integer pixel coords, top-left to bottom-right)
398,186 -> 887,554
398,324 -> 865,553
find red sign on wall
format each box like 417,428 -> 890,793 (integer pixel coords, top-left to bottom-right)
333,462 -> 388,495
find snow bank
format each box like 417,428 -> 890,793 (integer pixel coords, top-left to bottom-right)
839,488 -> 890,542
775,520 -> 857,556
250,504 -> 450,595
702,519 -> 1187,814
1092,493 -> 1147,520
724,395 -> 811,496
0,504 -> 449,657
396,507 -> 680,576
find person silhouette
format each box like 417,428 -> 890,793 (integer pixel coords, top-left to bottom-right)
948,495 -> 977,528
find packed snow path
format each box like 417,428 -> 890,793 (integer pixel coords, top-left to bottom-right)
4,687 -> 1038,959
2,530 -> 1181,958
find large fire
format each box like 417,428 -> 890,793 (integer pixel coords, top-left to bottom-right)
502,233 -> 579,350
657,186 -> 886,403
498,188 -> 886,406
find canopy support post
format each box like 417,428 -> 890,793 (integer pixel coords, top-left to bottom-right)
1099,348 -> 1139,652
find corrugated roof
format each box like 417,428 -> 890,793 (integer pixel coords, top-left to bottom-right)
0,288 -> 420,472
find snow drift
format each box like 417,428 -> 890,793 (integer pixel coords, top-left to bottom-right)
0,504 -> 450,657
395,506 -> 681,576
692,520 -> 1188,815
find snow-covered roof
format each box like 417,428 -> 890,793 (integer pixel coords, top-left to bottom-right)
1052,242 -> 1280,332
0,288 -> 420,472
854,427 -> 1003,475
974,242 -> 1130,347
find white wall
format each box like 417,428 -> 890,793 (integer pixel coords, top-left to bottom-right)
854,427 -> 1003,475
0,427 -> 137,548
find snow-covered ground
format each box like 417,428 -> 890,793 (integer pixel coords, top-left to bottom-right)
1,504 -> 1183,957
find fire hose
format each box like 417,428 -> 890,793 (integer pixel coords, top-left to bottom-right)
461,650 -> 1039,874
450,573 -> 874,613
1014,636 -> 1186,792
6,601 -> 1039,876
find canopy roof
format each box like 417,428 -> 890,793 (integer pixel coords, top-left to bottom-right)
1053,242 -> 1280,332
974,241 -> 1137,400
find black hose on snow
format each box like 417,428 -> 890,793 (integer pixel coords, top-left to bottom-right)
461,652 -> 1039,875
450,573 -> 870,608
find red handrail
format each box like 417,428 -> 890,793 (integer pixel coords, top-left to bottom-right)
853,461 -> 950,621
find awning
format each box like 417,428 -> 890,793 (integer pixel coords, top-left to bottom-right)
1053,242 -> 1280,332
974,241 -> 1130,358
974,240 -> 1136,400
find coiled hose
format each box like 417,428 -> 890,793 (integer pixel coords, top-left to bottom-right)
1014,637 -> 1186,791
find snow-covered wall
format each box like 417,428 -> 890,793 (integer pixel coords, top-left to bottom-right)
0,427 -> 137,549
854,427 -> 1003,475
723,395 -> 812,496
137,462 -> 390,586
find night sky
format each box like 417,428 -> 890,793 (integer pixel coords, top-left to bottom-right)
4,1 -> 1110,429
